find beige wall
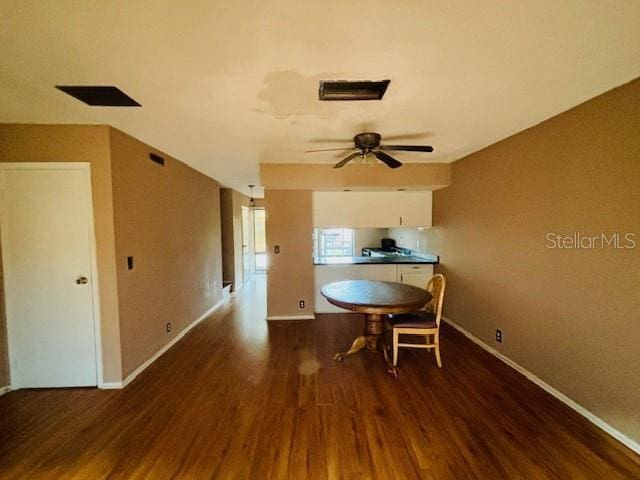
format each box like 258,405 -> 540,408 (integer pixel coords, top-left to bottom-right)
0,124 -> 123,383
354,228 -> 389,254
425,78 -> 640,443
265,190 -> 314,317
387,228 -> 433,253
109,128 -> 223,377
260,163 -> 451,190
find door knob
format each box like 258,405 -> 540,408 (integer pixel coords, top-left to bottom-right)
76,276 -> 89,285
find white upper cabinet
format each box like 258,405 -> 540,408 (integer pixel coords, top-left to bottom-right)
313,191 -> 432,228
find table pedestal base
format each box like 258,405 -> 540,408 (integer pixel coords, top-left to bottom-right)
333,313 -> 397,378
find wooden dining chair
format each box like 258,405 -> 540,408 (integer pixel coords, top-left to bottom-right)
388,274 -> 446,368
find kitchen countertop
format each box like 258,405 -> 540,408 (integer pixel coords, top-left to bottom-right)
314,254 -> 439,265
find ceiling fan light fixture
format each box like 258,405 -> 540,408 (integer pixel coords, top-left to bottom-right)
248,184 -> 256,208
363,153 -> 377,165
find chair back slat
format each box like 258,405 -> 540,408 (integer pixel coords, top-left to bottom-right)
424,274 -> 446,325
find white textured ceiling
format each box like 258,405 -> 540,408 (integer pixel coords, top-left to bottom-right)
1,1 -> 639,195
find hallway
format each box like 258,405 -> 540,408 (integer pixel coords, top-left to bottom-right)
0,276 -> 639,479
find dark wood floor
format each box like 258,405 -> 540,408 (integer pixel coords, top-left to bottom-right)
1,276 -> 639,479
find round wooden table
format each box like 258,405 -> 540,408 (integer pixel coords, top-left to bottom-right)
321,280 -> 431,377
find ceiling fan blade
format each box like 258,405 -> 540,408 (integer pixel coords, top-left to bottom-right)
373,150 -> 402,169
334,152 -> 362,168
305,147 -> 357,153
308,138 -> 355,144
311,132 -> 431,143
381,132 -> 432,141
379,145 -> 434,152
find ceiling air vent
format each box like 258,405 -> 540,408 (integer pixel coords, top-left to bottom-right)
55,85 -> 141,106
319,80 -> 390,101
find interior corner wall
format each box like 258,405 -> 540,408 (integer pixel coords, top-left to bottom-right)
221,188 -> 256,292
0,124 -> 123,384
265,190 -> 314,317
424,78 -> 640,443
109,128 -> 223,378
220,189 -> 235,287
354,228 -> 391,254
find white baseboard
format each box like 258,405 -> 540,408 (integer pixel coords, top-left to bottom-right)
266,314 -> 316,321
103,297 -> 227,390
99,382 -> 123,389
443,317 -> 640,456
0,385 -> 11,397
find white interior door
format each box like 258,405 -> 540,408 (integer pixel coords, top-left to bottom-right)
1,164 -> 98,388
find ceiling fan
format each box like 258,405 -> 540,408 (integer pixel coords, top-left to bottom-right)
305,132 -> 434,169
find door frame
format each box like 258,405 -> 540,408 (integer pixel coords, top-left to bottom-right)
252,207 -> 266,272
240,205 -> 251,283
0,162 -> 103,389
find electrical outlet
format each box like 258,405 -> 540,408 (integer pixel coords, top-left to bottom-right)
299,300 -> 305,309
495,329 -> 502,343
274,245 -> 280,254
166,322 -> 172,333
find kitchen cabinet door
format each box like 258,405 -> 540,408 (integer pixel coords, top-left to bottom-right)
313,191 -> 432,228
396,192 -> 432,227
397,264 -> 434,289
399,272 -> 431,289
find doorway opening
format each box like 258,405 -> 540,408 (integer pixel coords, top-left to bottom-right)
253,208 -> 266,272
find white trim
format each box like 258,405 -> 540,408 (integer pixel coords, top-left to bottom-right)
98,382 -> 123,389
0,163 -> 102,389
83,166 -> 104,388
0,386 -> 11,397
443,317 -> 640,455
115,297 -> 227,388
266,314 -> 316,321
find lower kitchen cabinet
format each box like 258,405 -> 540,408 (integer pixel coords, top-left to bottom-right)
397,264 -> 434,289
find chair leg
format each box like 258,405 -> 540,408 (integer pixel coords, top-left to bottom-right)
434,333 -> 442,368
393,329 -> 399,366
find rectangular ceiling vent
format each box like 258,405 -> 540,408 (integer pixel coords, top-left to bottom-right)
55,85 -> 141,106
319,79 -> 390,101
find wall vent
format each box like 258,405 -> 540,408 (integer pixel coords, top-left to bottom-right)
55,85 -> 141,106
149,153 -> 165,166
319,80 -> 390,101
